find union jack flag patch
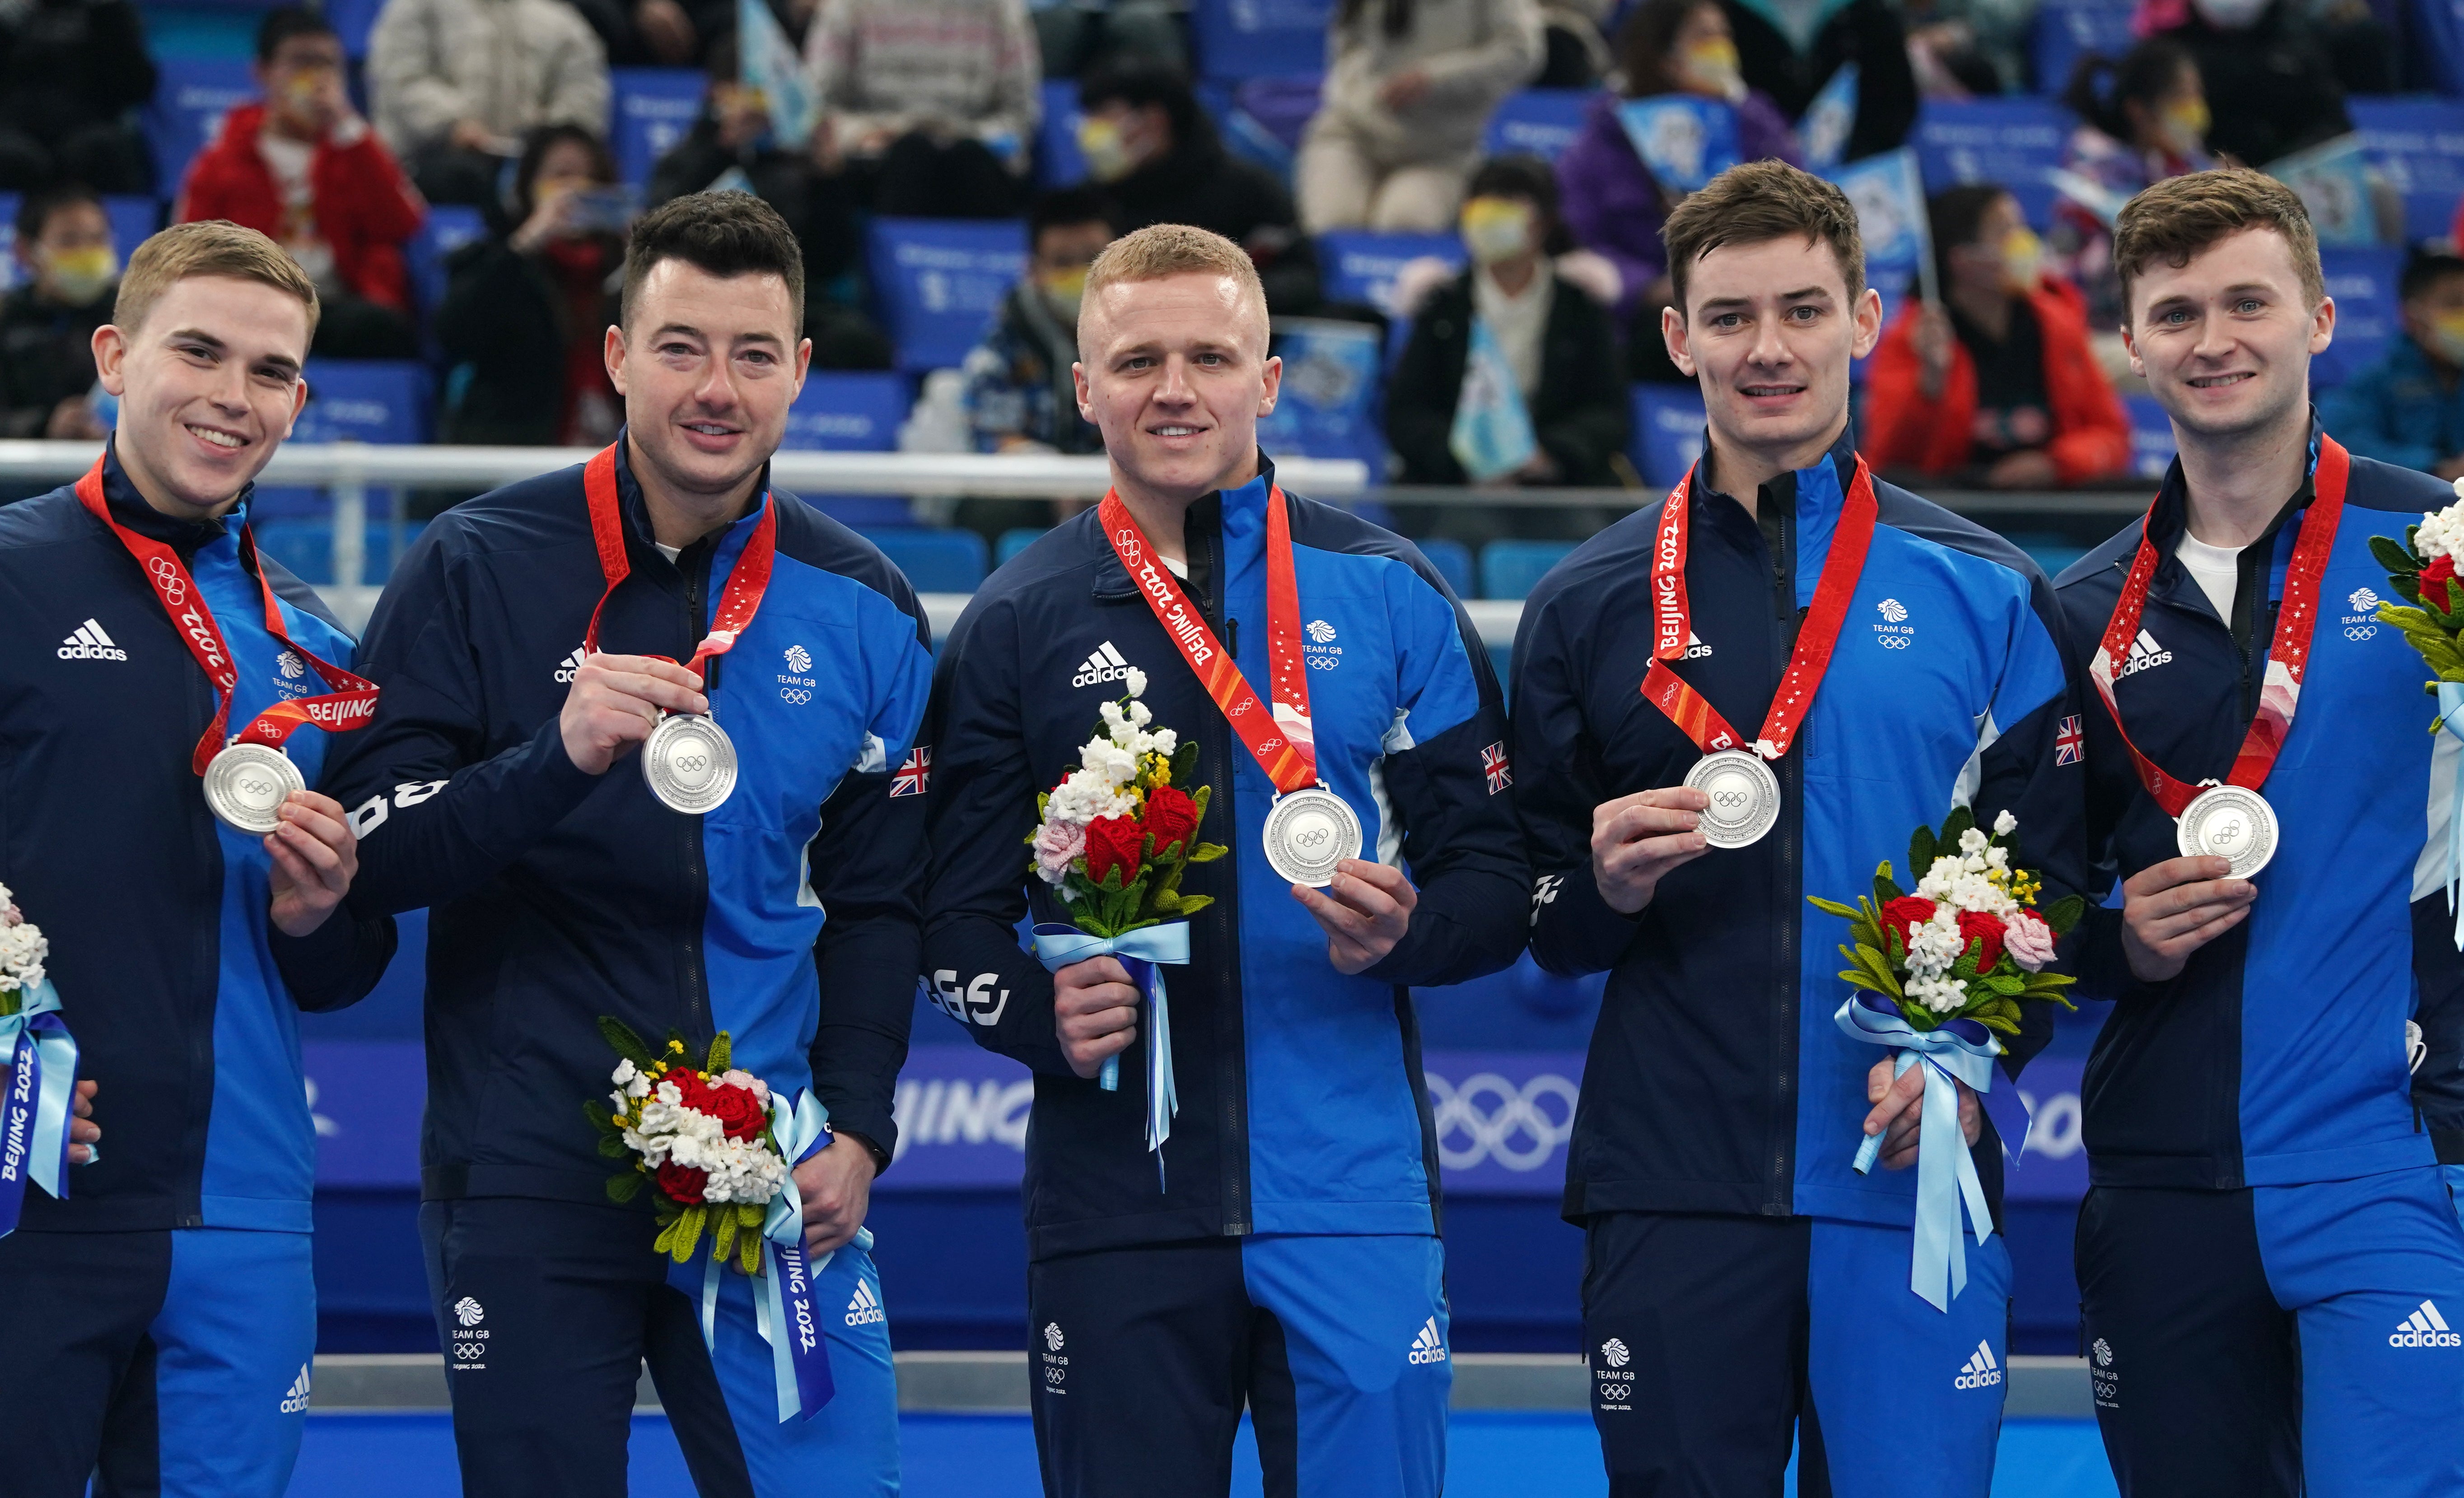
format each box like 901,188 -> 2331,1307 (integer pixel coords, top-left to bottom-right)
890,746 -> 931,796
2053,716 -> 2084,767
1481,742 -> 1512,794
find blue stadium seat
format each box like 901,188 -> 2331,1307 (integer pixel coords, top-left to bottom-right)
1038,80 -> 1087,187
782,372 -> 910,451
1483,89 -> 1593,164
1317,231 -> 1464,317
611,68 -> 706,187
2351,98 -> 2464,244
1913,99 -> 2073,230
1259,317 -> 1385,475
2029,0 -> 2134,96
145,57 -> 257,191
325,0 -> 384,57
406,204 -> 490,314
2123,393 -> 2176,481
104,197 -> 161,259
1192,0 -> 1333,80
2000,531 -> 2090,578
995,526 -> 1047,569
1480,540 -> 1576,601
1628,384 -> 1708,489
864,528 -> 989,593
2314,245 -> 2405,391
866,218 -> 1029,372
249,518 -> 425,586
295,361 -> 432,446
0,194 -> 20,294
1416,537 -> 1474,600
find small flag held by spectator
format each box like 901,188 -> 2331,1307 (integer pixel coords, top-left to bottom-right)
740,0 -> 817,148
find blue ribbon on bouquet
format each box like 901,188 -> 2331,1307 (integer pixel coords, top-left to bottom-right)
1836,991 -> 2034,1312
0,979 -> 81,1237
1032,922 -> 1187,1188
2435,684 -> 2464,950
697,1089 -> 868,1423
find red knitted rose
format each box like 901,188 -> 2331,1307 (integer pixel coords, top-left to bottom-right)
2425,554 -> 2458,614
703,1080 -> 768,1141
656,1161 -> 708,1204
665,1070 -> 718,1115
1142,785 -> 1199,857
1958,910 -> 2008,972
1083,814 -> 1146,886
1880,896 -> 1937,953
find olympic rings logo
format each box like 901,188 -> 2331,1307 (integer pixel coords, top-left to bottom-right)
1306,656 -> 1339,670
2344,625 -> 2376,641
676,753 -> 709,773
149,556 -> 188,604
780,687 -> 812,704
237,776 -> 276,797
1712,790 -> 1750,809
1426,1071 -> 1579,1171
1877,636 -> 1911,650
1293,827 -> 1331,849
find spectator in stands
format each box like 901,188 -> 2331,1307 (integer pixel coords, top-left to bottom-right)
803,0 -> 1041,219
176,9 -> 427,361
0,186 -> 113,441
2143,0 -> 2354,167
566,0 -> 712,66
1075,61 -> 1324,315
1035,0 -> 1186,79
0,0 -> 156,194
1535,0 -> 1613,85
433,126 -> 625,446
961,186 -> 1115,455
2318,250 -> 2464,481
1555,0 -> 1801,379
2052,40 -> 2211,330
646,34 -> 888,368
368,0 -> 611,207
1899,0 -> 2032,97
1721,0 -> 1915,163
1863,185 -> 2129,488
1295,0 -> 1545,233
1385,156 -> 1629,530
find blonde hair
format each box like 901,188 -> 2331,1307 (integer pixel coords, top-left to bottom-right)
1080,223 -> 1268,348
113,219 -> 321,342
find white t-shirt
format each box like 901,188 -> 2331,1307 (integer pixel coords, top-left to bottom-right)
2175,531 -> 2240,623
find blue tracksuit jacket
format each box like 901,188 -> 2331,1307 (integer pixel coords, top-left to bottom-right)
0,442 -> 395,1233
920,458 -> 1529,1259
322,435 -> 934,1203
1513,433 -> 2086,1228
2055,430 -> 2464,1185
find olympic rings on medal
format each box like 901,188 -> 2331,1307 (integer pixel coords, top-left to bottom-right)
676,753 -> 709,774
1711,789 -> 1751,809
1425,1070 -> 1579,1172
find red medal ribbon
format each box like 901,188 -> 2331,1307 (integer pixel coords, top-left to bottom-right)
2088,436 -> 2348,816
1098,485 -> 1317,793
74,457 -> 380,776
1639,456 -> 1881,759
579,444 -> 778,683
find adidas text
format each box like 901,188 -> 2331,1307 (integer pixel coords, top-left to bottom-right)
1407,1317 -> 1449,1365
2118,629 -> 2171,679
58,619 -> 126,661
279,1365 -> 312,1414
1954,1341 -> 2002,1390
1073,642 -> 1133,689
847,1280 -> 886,1327
2392,1301 -> 2460,1347
554,647 -> 586,684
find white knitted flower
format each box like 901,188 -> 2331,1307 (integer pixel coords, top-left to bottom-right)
2420,501 -> 2464,562
1993,809 -> 2017,837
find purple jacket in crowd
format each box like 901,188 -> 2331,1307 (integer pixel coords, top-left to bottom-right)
1554,89 -> 1802,323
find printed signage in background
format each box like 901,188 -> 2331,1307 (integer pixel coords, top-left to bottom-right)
2265,134 -> 2389,247
1912,98 -> 2068,229
1828,146 -> 1933,319
866,219 -> 1030,372
1260,317 -> 1388,478
1799,63 -> 1858,173
1614,97 -> 1740,194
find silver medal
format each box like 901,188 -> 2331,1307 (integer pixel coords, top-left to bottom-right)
202,742 -> 306,835
642,712 -> 738,814
2175,783 -> 2277,879
1261,786 -> 1362,888
1685,749 -> 1781,849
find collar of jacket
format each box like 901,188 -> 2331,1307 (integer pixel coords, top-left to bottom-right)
1089,449 -> 1279,602
1689,422 -> 1857,528
95,434 -> 252,556
2133,409 -> 2323,600
607,425 -> 771,573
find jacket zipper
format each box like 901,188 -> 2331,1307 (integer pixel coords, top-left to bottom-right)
1194,507 -> 1253,1236
1765,488 -> 1801,1216
677,543 -> 714,1043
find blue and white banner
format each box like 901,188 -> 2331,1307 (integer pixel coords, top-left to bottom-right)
2266,133 -> 2385,247
1615,97 -> 1741,194
1800,63 -> 1858,173
739,0 -> 817,149
1828,147 -> 1933,304
1261,317 -> 1387,477
1447,319 -> 1539,483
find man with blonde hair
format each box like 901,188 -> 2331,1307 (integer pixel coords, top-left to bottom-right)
921,221 -> 1528,1497
0,219 -> 395,1497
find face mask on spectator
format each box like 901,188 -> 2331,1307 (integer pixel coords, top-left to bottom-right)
1078,118 -> 1137,183
2158,96 -> 2211,157
2191,0 -> 2268,30
1999,227 -> 2043,293
1041,265 -> 1089,321
1677,37 -> 1746,102
2431,309 -> 2464,367
1461,198 -> 1534,266
40,244 -> 117,306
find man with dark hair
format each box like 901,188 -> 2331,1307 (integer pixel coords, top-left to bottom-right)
1512,157 -> 2085,1497
2319,248 -> 2464,480
175,6 -> 427,359
323,191 -> 927,1496
0,185 -> 116,444
1075,60 -> 1323,315
961,185 -> 1118,456
2056,167 -> 2464,1496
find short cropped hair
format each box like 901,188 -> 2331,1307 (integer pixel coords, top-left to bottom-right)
16,181 -> 103,246
1659,158 -> 1865,316
621,191 -> 806,335
2401,247 -> 2464,303
2112,167 -> 2324,321
1080,222 -> 1267,345
114,219 -> 320,342
256,5 -> 338,62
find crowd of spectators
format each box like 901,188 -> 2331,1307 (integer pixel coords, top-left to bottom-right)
9,0 -> 2464,525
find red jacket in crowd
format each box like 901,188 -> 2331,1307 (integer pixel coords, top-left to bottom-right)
1862,276 -> 2131,486
175,102 -> 427,312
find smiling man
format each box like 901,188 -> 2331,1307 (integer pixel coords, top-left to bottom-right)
921,223 -> 1526,1498
2053,168 -> 2464,1498
0,220 -> 394,1498
1509,159 -> 2086,1498
320,193 -> 930,1496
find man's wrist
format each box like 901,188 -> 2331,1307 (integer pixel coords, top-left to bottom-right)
836,1128 -> 888,1176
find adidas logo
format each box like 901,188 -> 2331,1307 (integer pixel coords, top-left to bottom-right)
1683,630 -> 1712,660
279,1364 -> 312,1414
1407,1317 -> 1449,1365
1073,641 -> 1134,689
2118,628 -> 2172,679
553,647 -> 586,684
845,1279 -> 886,1327
1954,1340 -> 2003,1390
57,619 -> 126,661
2391,1300 -> 2460,1348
